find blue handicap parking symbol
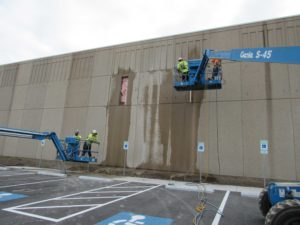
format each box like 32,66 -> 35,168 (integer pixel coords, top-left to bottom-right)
0,192 -> 27,202
95,211 -> 173,225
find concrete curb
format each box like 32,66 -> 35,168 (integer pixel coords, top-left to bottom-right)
78,176 -> 113,182
114,176 -> 261,197
37,171 -> 67,177
165,183 -> 214,193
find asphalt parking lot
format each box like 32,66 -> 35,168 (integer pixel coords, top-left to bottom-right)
0,167 -> 265,225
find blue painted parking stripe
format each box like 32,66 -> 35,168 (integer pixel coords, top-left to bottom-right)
0,192 -> 27,202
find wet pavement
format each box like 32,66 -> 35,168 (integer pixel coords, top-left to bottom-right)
0,167 -> 265,225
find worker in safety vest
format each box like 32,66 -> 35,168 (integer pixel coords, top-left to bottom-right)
74,129 -> 81,141
177,57 -> 189,81
211,59 -> 222,80
82,130 -> 100,157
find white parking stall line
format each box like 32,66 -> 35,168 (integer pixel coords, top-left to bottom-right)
0,172 -> 36,177
211,191 -> 230,225
89,190 -> 137,193
0,179 -> 65,189
17,204 -> 101,209
3,182 -> 161,222
54,184 -> 161,222
61,196 -> 123,200
108,186 -> 156,189
3,209 -> 61,223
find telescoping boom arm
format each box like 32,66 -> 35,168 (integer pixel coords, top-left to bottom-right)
174,45 -> 300,91
0,127 -> 68,161
206,45 -> 300,64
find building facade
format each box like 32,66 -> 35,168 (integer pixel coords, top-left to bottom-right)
0,15 -> 300,181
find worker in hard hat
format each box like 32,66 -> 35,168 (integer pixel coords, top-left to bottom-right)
177,57 -> 189,81
211,59 -> 222,80
73,129 -> 82,155
82,130 -> 100,158
74,129 -> 81,141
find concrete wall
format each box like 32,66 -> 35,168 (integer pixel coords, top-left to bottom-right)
1,15 -> 300,181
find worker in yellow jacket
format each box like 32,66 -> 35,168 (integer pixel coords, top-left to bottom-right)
74,129 -> 81,141
82,130 -> 100,157
177,57 -> 189,81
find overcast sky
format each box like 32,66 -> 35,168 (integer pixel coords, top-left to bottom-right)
0,0 -> 299,65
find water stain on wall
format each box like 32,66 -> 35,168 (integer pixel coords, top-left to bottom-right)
104,68 -> 136,166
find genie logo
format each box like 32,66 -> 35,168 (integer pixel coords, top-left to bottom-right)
240,51 -> 254,59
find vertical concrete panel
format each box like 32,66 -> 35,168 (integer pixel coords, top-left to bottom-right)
0,87 -> 14,110
11,86 -> 28,110
2,110 -> 23,157
268,64 -> 290,99
44,82 -> 68,108
160,44 -> 167,70
133,104 -> 169,170
160,70 -> 173,104
92,49 -> 113,76
197,102 -> 219,174
169,103 -> 200,172
138,72 -> 160,105
105,106 -> 132,167
243,100 -> 269,178
24,85 -> 47,109
292,99 -> 300,180
209,29 -> 240,49
217,62 -> 242,101
17,109 -> 43,159
267,100 -> 296,180
166,42 -> 174,69
38,109 -> 64,160
65,79 -> 92,107
85,107 -> 107,163
61,108 -> 88,137
241,63 -> 267,100
288,64 -> 300,98
218,101 -> 243,176
88,76 -> 111,107
16,62 -> 32,85
0,111 -> 9,155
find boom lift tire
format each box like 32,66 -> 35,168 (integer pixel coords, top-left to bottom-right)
265,199 -> 300,225
259,188 -> 272,217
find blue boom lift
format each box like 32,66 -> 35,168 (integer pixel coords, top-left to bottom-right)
0,127 -> 97,163
174,46 -> 300,225
174,46 -> 300,91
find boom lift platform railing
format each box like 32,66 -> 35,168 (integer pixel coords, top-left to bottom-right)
174,45 -> 300,91
0,127 -> 98,163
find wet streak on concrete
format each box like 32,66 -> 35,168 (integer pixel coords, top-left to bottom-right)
137,68 -> 204,173
169,101 -> 202,172
263,23 -> 273,175
104,68 -> 136,166
158,70 -> 173,169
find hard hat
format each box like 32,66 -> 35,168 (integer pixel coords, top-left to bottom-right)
178,57 -> 183,61
92,129 -> 97,134
75,129 -> 79,134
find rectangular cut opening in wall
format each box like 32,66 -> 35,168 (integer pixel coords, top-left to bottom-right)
120,76 -> 128,105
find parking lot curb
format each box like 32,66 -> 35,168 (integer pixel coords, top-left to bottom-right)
37,171 -> 67,177
78,175 -> 113,182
